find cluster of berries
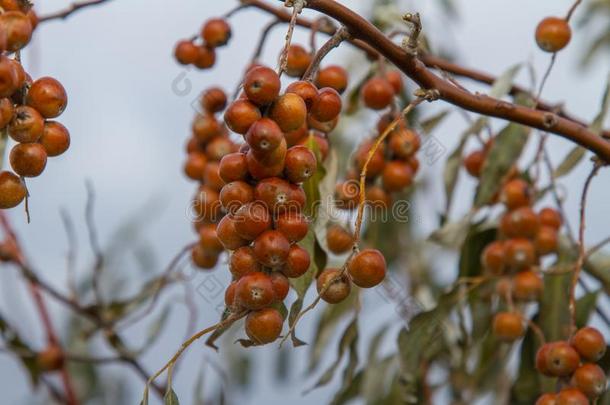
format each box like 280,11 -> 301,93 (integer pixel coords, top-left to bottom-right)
0,3 -> 70,210
174,17 -> 231,70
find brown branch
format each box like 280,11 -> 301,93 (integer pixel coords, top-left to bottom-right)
39,0 -> 113,23
243,0 -> 610,145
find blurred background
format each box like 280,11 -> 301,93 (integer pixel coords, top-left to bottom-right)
0,0 -> 608,403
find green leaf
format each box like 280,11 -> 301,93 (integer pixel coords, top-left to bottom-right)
289,229 -> 319,298
539,271 -> 572,342
511,319 -> 541,404
419,110 -> 450,134
306,316 -> 358,392
141,305 -> 171,350
442,129 -> 469,215
474,123 -> 530,206
344,72 -> 373,115
428,212 -> 475,249
489,64 -> 522,98
575,290 -> 600,328
302,133 -> 327,219
164,388 -> 180,405
554,146 -> 586,179
590,73 -> 610,135
458,224 -> 497,278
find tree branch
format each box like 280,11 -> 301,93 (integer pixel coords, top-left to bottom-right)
39,0 -> 113,23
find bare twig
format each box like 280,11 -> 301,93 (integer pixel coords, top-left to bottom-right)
302,26 -> 350,81
85,181 -> 104,304
39,0 -> 113,23
565,0 -> 583,22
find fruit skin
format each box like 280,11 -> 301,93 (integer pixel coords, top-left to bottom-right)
216,215 -> 249,250
202,18 -> 231,47
224,99 -> 261,134
539,207 -> 563,230
501,178 -> 531,210
203,161 -> 225,191
570,327 -> 606,362
235,271 -> 275,310
26,77 -> 68,118
504,206 -> 540,239
246,149 -> 285,180
193,185 -> 222,222
388,128 -> 420,159
504,238 -> 536,270
198,223 -> 224,252
481,241 -> 506,275
205,136 -> 233,161
201,87 -> 227,113
535,225 -> 559,255
39,121 -> 70,157
317,268 -> 351,303
536,17 -> 571,53
253,230 -> 291,268
316,65 -> 348,94
535,393 -> 557,405
555,388 -> 590,405
8,105 -> 44,143
348,249 -> 386,288
0,11 -> 33,52
381,161 -> 413,192
270,271 -> 290,301
194,46 -> 216,69
233,202 -> 272,240
230,246 -> 261,279
275,211 -> 309,243
269,93 -> 307,132
492,312 -> 525,342
0,171 -> 26,209
543,341 -> 581,377
361,77 -> 394,110
326,225 -> 354,254
191,244 -> 219,269
284,145 -> 317,184
311,87 -> 342,122
283,245 -> 311,278
464,150 -> 485,178
9,142 -> 47,177
385,70 -> 403,94
175,40 -> 200,65
192,113 -> 222,143
219,152 -> 248,183
0,97 -> 14,128
285,44 -> 312,78
0,55 -> 18,98
571,363 -> 607,398
512,270 -> 543,301
245,307 -> 283,344
254,177 -> 304,213
219,180 -> 254,214
245,118 -> 284,154
36,345 -> 64,372
243,66 -> 281,106
224,281 -> 238,308
355,141 -> 385,178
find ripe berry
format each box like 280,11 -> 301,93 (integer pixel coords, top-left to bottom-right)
194,46 -> 216,69
536,17 -> 571,53
8,105 -> 44,143
326,225 -> 353,254
201,87 -> 227,113
252,136 -> 287,166
236,271 -> 275,310
10,142 -> 47,177
362,77 -> 394,110
174,40 -> 200,65
201,18 -> 231,47
225,281 -> 238,308
284,145 -> 317,183
191,244 -> 219,269
535,226 -> 559,256
253,230 -> 290,267
254,177 -> 304,213
219,152 -> 248,182
0,97 -> 14,128
543,341 -> 581,377
492,312 -> 525,342
229,246 -> 261,279
504,206 -> 540,239
335,181 -> 359,210
348,249 -> 386,288
539,207 -> 562,230
270,271 -> 290,301
355,141 -> 385,178
286,80 -> 319,111
26,77 -> 68,118
192,113 -> 222,143
233,202 -> 272,240
0,171 -> 26,209
198,223 -> 223,252
0,55 -> 18,97
269,93 -> 307,132
283,244 -> 311,278
36,345 -> 64,372
243,66 -> 281,106
481,241 -> 506,275
246,149 -> 285,180
0,11 -> 33,52
297,132 -> 329,161
501,178 -> 531,210
382,161 -> 413,192
193,185 -> 222,222
555,388 -> 589,405
317,268 -> 351,303
307,114 -> 338,134
385,70 -> 403,94
245,118 -> 283,154
571,327 -> 606,362
512,270 -> 543,301
224,99 -> 261,134
366,185 -> 392,209
245,307 -> 283,344
216,215 -> 249,250
285,44 -> 311,77
316,65 -> 348,94
183,152 -> 207,181
310,87 -> 342,122
205,136 -> 234,161
275,211 -> 309,242
39,121 -> 70,157
535,393 -> 557,405
464,150 -> 485,178
572,363 -> 607,398
220,181 -> 254,214
504,238 -> 536,269
203,161 -> 225,191
390,131 -> 420,162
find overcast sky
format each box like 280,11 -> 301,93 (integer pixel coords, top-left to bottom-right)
0,0 -> 608,404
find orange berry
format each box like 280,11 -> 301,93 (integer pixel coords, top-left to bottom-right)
245,307 -> 283,344
201,18 -> 231,47
536,17 -> 571,53
539,207 -> 563,230
571,327 -> 606,362
326,225 -> 354,255
492,312 -> 525,342
361,77 -> 394,110
571,363 -> 607,398
0,170 -> 26,209
348,249 -> 386,288
316,268 -> 351,303
39,121 -> 70,157
285,44 -> 311,78
512,270 -> 543,301
535,226 -> 559,256
464,150 -> 485,178
283,244 -> 310,278
269,93 -> 307,132
504,238 -> 536,270
481,241 -> 506,275
500,178 -> 531,210
315,65 -> 348,94
243,66 -> 281,106
236,271 -> 275,310
555,388 -> 589,405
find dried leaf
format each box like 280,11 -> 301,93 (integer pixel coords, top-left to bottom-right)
553,146 -> 586,179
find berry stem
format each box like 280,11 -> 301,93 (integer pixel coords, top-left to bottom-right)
277,0 -> 305,77
302,26 -> 350,82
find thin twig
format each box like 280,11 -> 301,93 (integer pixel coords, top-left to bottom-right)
277,0 -> 305,77
85,181 -> 104,304
302,26 -> 350,81
60,209 -> 79,300
565,0 -> 583,22
39,0 -> 113,23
